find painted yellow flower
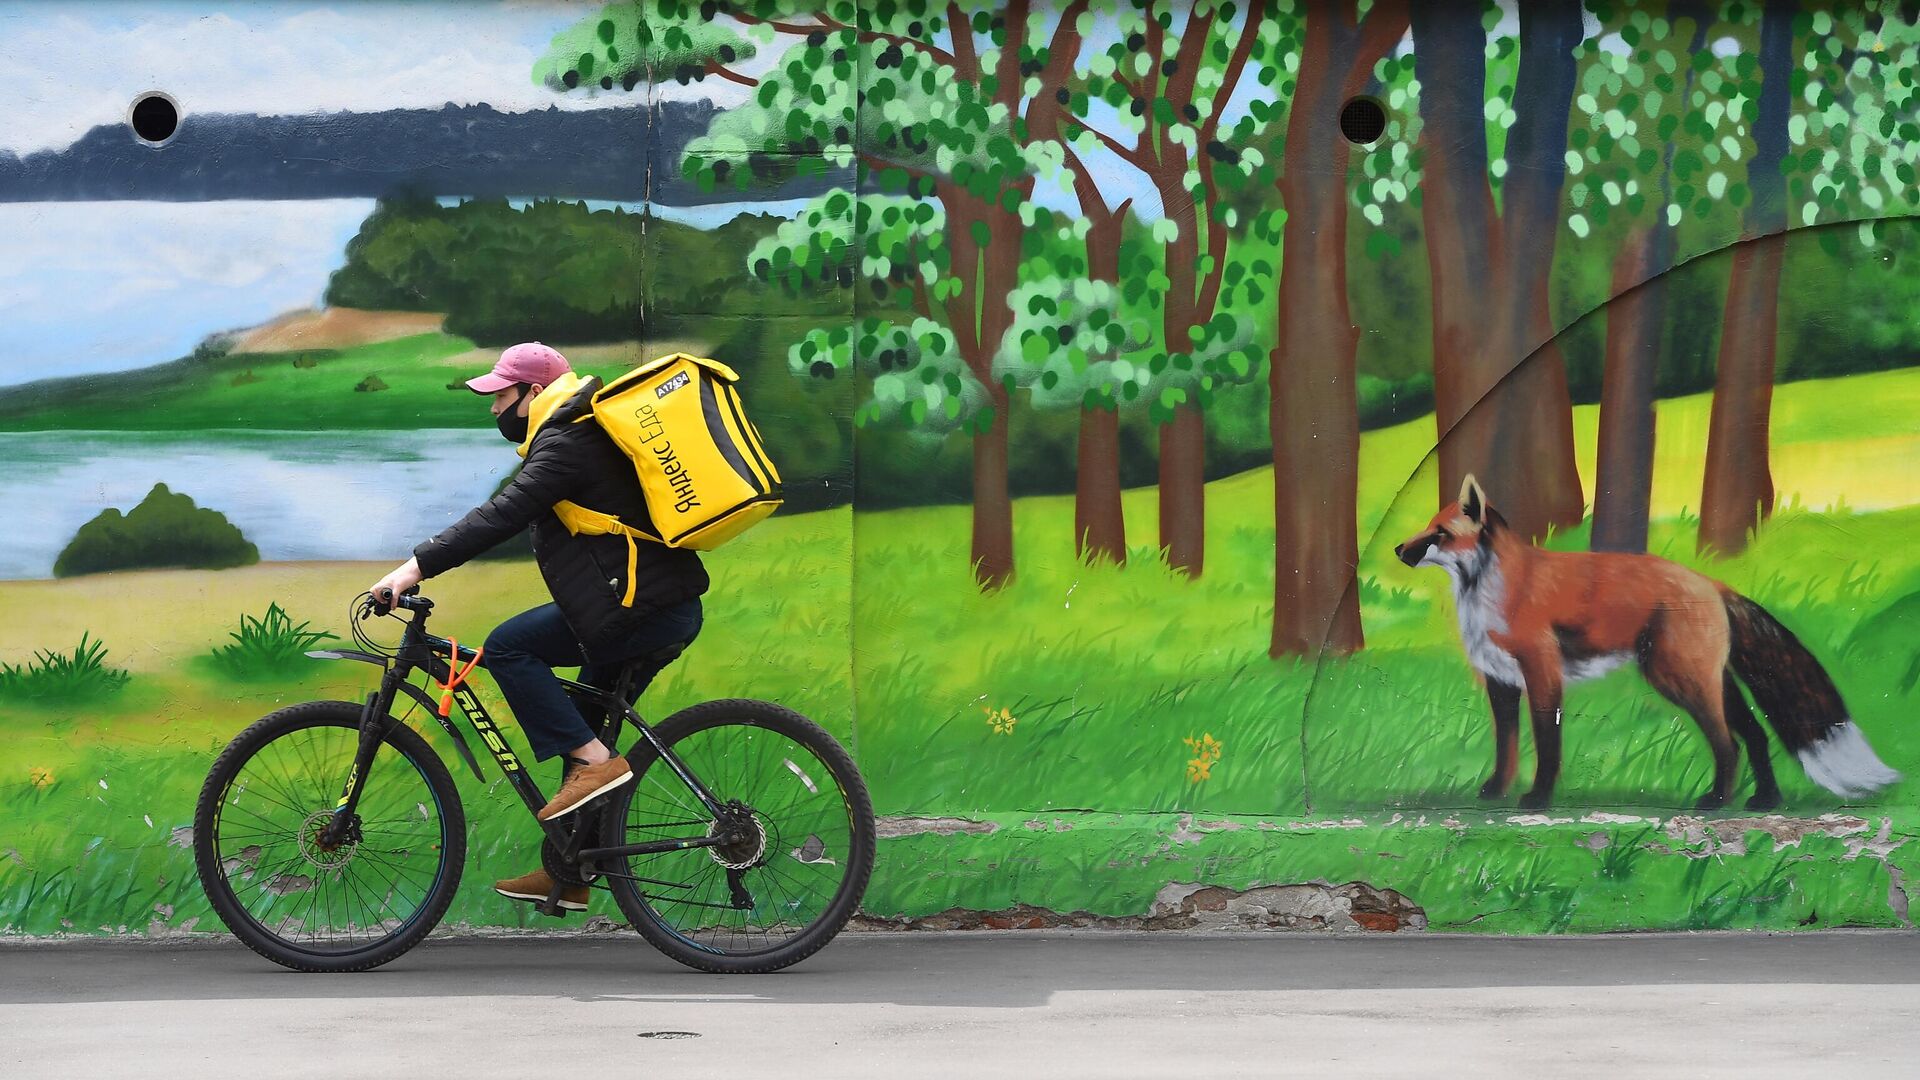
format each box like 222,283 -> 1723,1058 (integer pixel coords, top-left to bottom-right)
1183,734 -> 1223,783
27,766 -> 54,789
984,706 -> 1018,736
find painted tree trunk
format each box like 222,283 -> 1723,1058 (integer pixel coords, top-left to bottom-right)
1157,150 -> 1206,579
944,193 -> 1022,589
1272,190 -> 1364,655
1076,405 -> 1126,564
1269,0 -> 1407,657
1484,0 -> 1588,538
1492,295 -> 1587,539
1033,58 -> 1129,568
1412,1 -> 1501,514
971,380 -> 1015,588
1699,0 -> 1795,555
1699,233 -> 1784,554
1592,1 -> 1708,555
1158,404 -> 1206,577
1592,229 -> 1667,553
1075,213 -> 1128,565
1138,2 -> 1267,578
1418,0 -> 1585,538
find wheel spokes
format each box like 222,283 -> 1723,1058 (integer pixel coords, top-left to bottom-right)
213,724 -> 445,953
619,724 -> 855,954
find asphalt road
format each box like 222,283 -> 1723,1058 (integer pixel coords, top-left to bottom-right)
4,930 -> 1918,1078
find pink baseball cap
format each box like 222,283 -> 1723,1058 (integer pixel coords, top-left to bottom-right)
465,342 -> 572,394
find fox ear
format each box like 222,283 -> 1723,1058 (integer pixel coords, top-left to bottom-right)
1459,474 -> 1487,523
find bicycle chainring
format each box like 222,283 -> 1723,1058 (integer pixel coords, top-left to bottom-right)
541,835 -> 589,887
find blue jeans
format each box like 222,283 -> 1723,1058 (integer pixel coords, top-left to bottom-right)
484,600 -> 702,762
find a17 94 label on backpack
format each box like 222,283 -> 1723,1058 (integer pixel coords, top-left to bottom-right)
655,371 -> 691,398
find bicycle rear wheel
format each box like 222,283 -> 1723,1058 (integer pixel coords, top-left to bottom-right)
192,700 -> 466,972
603,699 -> 874,973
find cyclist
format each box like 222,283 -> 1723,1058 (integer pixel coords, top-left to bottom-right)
369,342 -> 707,913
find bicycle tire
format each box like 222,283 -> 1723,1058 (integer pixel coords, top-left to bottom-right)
192,700 -> 466,972
603,699 -> 875,974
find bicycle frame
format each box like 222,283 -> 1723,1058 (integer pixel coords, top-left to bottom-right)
313,599 -> 734,871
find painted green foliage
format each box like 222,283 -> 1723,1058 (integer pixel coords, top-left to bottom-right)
539,1 -> 1293,582
1793,4 -> 1920,242
537,0 -> 1920,566
1350,2 -> 1920,252
527,0 -> 1920,661
1567,3 -> 1741,238
1060,0 -> 1276,413
543,0 -> 1097,585
1003,276 -> 1156,413
54,483 -> 258,578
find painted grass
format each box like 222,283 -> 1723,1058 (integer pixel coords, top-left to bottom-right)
1,367 -> 1916,933
0,633 -> 131,705
842,368 -> 1920,816
201,603 -> 341,681
847,501 -> 1920,817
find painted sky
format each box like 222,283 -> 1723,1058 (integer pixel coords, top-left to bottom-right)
0,199 -> 376,386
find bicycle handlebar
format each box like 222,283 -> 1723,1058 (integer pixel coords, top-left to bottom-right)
366,586 -> 432,618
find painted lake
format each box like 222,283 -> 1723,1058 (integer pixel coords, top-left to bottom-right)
0,429 -> 514,579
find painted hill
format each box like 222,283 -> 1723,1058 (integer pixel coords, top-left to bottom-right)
0,102 -> 832,205
231,308 -> 446,353
0,323 -> 716,433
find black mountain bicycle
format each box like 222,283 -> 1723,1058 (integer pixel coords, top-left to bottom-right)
192,589 -> 875,974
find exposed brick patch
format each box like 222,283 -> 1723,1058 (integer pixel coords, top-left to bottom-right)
852,881 -> 1425,933
1150,880 -> 1427,932
875,816 -> 1001,839
1655,814 -> 1881,858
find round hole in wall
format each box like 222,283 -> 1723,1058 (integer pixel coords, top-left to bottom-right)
1339,96 -> 1387,145
129,92 -> 180,145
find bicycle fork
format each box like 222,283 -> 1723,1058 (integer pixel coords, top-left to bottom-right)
318,688 -> 398,849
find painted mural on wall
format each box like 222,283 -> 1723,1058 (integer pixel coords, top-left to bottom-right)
3,0 -> 1917,937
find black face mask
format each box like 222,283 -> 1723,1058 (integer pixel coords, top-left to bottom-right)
495,384 -> 532,443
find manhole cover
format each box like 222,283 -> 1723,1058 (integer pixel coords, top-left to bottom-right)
636,1031 -> 701,1040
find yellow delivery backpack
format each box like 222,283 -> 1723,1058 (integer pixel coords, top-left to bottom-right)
521,355 -> 781,606
589,352 -> 782,549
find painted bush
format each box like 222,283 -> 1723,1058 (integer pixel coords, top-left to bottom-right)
1,0 -> 1917,937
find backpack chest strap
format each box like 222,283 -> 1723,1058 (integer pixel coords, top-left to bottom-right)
551,500 -> 662,608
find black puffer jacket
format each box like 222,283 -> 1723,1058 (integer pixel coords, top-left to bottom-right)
413,378 -> 709,660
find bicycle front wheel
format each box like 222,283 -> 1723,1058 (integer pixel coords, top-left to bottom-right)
603,699 -> 875,973
192,700 -> 466,972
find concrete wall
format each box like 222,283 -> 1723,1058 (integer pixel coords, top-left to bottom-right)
3,0 -> 1918,936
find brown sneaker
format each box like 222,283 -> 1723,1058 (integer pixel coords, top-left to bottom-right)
537,756 -> 633,821
493,868 -> 588,911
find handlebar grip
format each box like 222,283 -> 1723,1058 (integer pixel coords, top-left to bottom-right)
370,584 -> 422,616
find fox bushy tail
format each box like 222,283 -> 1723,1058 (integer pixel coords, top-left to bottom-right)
1724,592 -> 1900,798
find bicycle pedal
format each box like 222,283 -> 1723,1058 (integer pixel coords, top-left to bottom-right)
535,881 -> 580,918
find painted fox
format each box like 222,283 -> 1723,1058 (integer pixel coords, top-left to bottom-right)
1395,475 -> 1900,810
